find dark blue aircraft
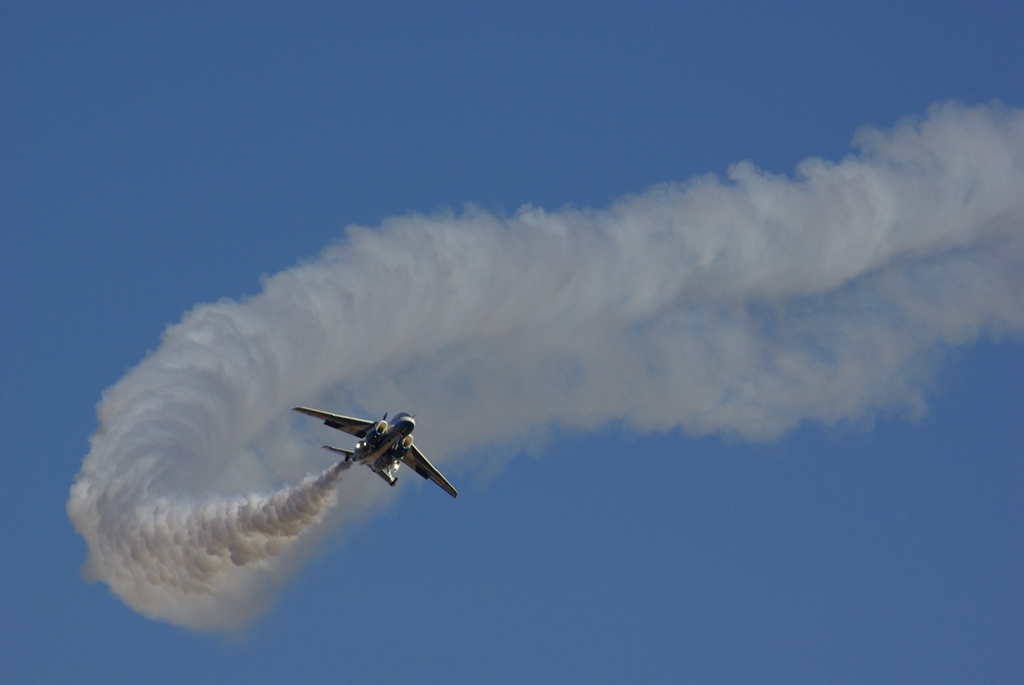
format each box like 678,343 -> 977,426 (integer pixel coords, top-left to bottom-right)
293,407 -> 458,498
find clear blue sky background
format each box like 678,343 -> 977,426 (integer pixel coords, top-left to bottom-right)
3,2 -> 1022,682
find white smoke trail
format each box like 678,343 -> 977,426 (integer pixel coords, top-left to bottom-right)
68,101 -> 1024,631
68,460 -> 349,629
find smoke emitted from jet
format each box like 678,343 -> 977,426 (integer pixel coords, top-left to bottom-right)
68,453 -> 351,629
68,102 -> 1024,631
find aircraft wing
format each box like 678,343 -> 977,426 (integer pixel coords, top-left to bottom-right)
402,445 -> 458,498
293,407 -> 375,437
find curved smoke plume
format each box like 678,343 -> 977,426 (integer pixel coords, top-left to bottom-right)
68,101 -> 1024,631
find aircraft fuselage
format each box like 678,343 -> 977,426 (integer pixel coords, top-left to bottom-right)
350,413 -> 416,485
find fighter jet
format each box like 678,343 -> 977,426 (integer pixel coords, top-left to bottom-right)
293,407 -> 458,498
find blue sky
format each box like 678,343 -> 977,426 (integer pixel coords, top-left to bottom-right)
3,2 -> 1023,683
